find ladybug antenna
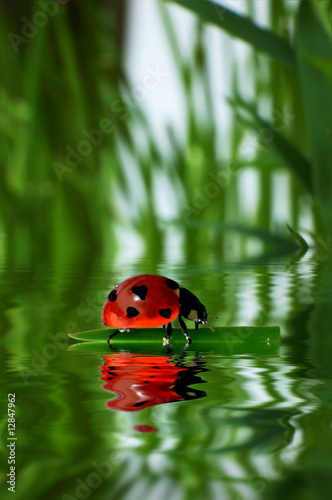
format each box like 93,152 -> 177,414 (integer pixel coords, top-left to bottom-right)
208,314 -> 218,320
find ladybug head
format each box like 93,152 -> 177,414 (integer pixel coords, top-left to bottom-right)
179,287 -> 208,327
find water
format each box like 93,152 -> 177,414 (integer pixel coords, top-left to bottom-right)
1,253 -> 332,500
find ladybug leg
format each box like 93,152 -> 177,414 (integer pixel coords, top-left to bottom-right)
162,322 -> 173,345
107,328 -> 131,344
107,330 -> 120,343
178,316 -> 192,344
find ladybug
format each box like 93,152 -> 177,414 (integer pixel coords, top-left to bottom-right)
101,274 -> 208,344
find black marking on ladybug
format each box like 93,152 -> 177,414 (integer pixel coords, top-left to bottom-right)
165,278 -> 179,290
131,285 -> 148,300
158,308 -> 172,319
133,400 -> 149,407
152,366 -> 161,369
126,306 -> 140,318
108,289 -> 117,302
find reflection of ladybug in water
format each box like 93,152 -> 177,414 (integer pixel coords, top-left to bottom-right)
100,353 -> 208,412
101,274 -> 208,344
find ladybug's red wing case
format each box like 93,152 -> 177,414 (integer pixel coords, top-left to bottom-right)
101,274 -> 180,329
102,274 -> 208,344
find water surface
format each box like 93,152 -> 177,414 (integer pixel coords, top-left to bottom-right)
1,253 -> 332,500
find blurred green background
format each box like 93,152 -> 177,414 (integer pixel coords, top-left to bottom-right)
1,1 -> 332,499
1,0 -> 331,265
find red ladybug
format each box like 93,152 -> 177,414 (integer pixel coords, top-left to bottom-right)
101,274 -> 208,344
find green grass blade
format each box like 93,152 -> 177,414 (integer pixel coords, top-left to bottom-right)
295,0 -> 332,233
168,0 -> 296,69
69,326 -> 280,355
229,97 -> 313,192
286,224 -> 309,252
69,326 -> 280,343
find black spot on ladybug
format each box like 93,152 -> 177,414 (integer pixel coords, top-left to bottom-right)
131,285 -> 148,300
158,308 -> 172,319
165,278 -> 179,290
133,400 -> 149,407
126,306 -> 140,318
108,289 -> 117,302
152,366 -> 161,369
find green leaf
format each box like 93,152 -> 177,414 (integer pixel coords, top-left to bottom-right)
69,326 -> 280,343
168,0 -> 296,70
69,326 -> 280,355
